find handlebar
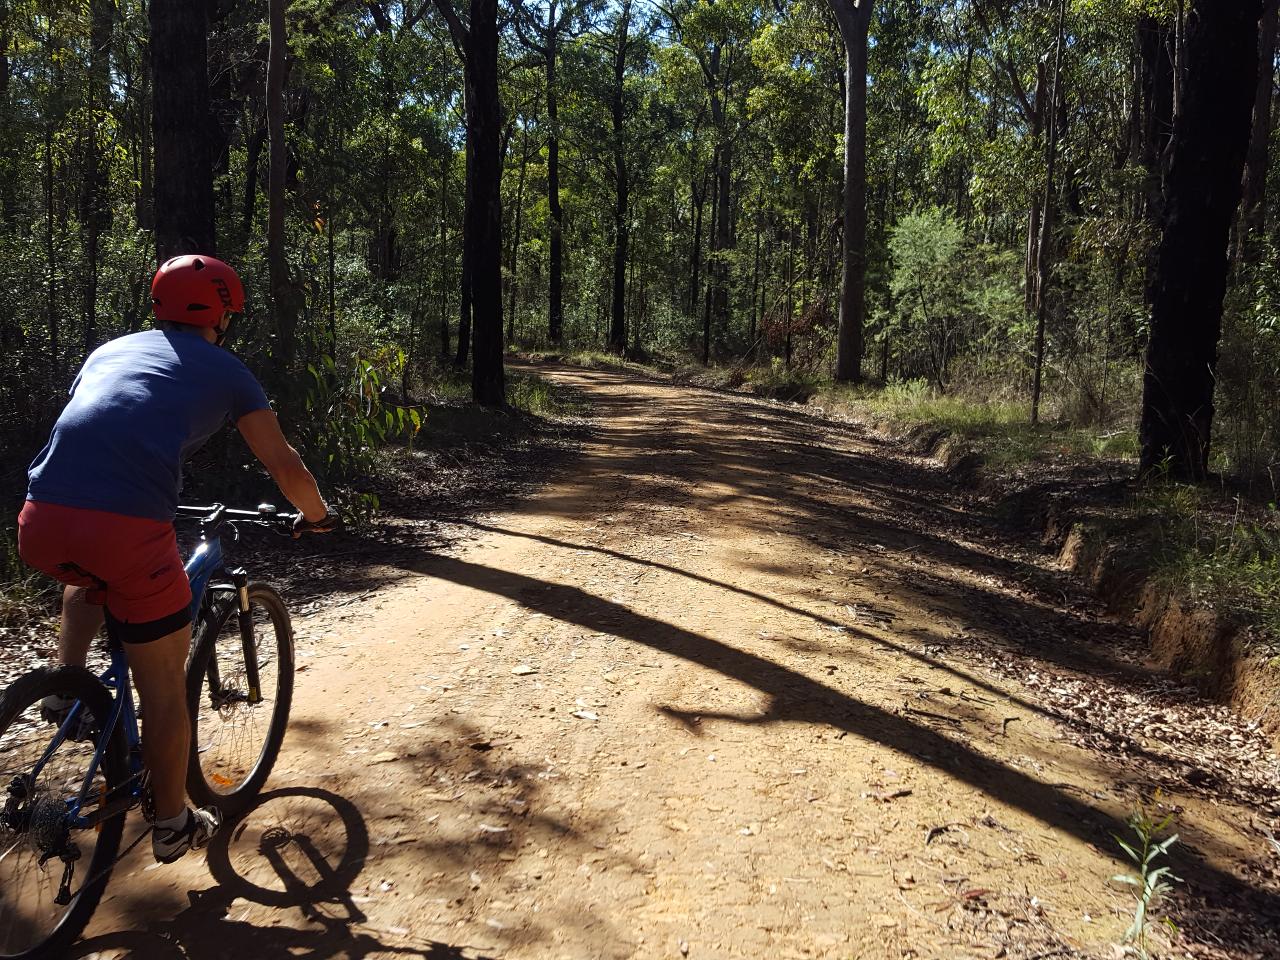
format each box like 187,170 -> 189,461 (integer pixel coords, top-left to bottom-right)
175,503 -> 300,535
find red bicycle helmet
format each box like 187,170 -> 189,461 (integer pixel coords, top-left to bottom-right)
150,255 -> 244,326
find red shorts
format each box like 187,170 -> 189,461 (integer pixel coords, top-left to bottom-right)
18,500 -> 192,643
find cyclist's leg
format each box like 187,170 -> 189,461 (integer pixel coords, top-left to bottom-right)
122,624 -> 192,820
58,584 -> 105,667
17,501 -> 107,669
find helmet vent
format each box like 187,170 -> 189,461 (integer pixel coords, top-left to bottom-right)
192,258 -> 205,270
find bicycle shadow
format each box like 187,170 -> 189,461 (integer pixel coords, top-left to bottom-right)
68,787 -> 494,960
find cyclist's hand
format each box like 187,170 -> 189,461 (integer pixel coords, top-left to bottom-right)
293,510 -> 339,538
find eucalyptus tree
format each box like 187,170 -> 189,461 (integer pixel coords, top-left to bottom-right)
826,0 -> 873,381
434,0 -> 506,405
151,0 -> 215,259
1140,0 -> 1262,478
663,0 -> 762,363
514,0 -> 597,343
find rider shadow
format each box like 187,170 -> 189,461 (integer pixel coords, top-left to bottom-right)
68,787 -> 493,960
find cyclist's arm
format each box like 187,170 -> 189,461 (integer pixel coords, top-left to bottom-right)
236,409 -> 328,522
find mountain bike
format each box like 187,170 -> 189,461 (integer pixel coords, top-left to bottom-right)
0,504 -> 301,959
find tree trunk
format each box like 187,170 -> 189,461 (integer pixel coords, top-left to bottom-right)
465,0 -> 505,405
608,0 -> 632,354
1139,0 -> 1262,479
1238,0 -> 1278,252
749,212 -> 761,346
831,0 -> 872,383
689,174 -> 704,318
242,111 -> 266,232
456,115 -> 473,368
709,140 -> 732,344
546,34 -> 564,344
1030,0 -> 1067,425
1023,65 -> 1046,311
610,172 -> 629,354
1138,14 -> 1175,309
702,151 -> 718,366
508,123 -> 529,344
440,156 -> 452,362
150,0 -> 215,259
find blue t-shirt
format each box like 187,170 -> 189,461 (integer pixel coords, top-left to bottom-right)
27,330 -> 271,521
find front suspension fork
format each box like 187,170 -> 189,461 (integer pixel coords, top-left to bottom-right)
232,569 -> 262,704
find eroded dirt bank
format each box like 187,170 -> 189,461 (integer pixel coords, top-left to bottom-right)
77,365 -> 1279,960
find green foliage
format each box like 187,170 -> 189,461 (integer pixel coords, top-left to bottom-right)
292,345 -> 423,521
1141,483 -> 1280,641
1215,246 -> 1280,484
1112,799 -> 1181,958
506,372 -> 589,417
884,209 -> 1023,389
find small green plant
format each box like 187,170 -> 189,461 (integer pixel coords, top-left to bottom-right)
1112,800 -> 1181,957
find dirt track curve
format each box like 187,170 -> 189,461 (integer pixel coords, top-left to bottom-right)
78,365 -> 1279,960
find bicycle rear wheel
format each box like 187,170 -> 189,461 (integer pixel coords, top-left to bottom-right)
0,666 -> 127,960
186,583 -> 294,817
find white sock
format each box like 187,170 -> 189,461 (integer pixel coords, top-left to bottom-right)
155,809 -> 190,832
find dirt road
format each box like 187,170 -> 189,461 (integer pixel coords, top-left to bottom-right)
78,366 -> 1280,960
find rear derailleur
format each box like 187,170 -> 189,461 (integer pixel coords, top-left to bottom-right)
6,775 -> 82,905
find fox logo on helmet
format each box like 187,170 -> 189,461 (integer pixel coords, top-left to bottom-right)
211,277 -> 234,310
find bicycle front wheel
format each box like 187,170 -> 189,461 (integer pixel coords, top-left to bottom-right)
186,584 -> 294,817
0,666 -> 127,960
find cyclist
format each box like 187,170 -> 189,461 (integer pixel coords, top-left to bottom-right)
16,254 -> 334,864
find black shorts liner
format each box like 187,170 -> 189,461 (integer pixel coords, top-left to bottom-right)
105,605 -> 192,645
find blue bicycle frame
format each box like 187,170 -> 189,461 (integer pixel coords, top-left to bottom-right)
29,534 -> 228,829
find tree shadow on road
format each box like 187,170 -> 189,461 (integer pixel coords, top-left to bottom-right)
377,544 -> 1280,952
292,365 -> 1279,953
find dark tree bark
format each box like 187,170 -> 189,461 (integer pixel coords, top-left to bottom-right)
1139,0 -> 1262,479
829,0 -> 873,383
546,41 -> 563,344
436,0 -> 505,404
703,42 -> 733,346
242,110 -> 266,232
151,0 -> 216,259
688,173 -> 705,318
1238,0 -> 1278,252
608,0 -> 633,354
702,154 -> 718,365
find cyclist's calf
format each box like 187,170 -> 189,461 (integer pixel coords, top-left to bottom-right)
123,627 -> 193,822
58,585 -> 105,668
